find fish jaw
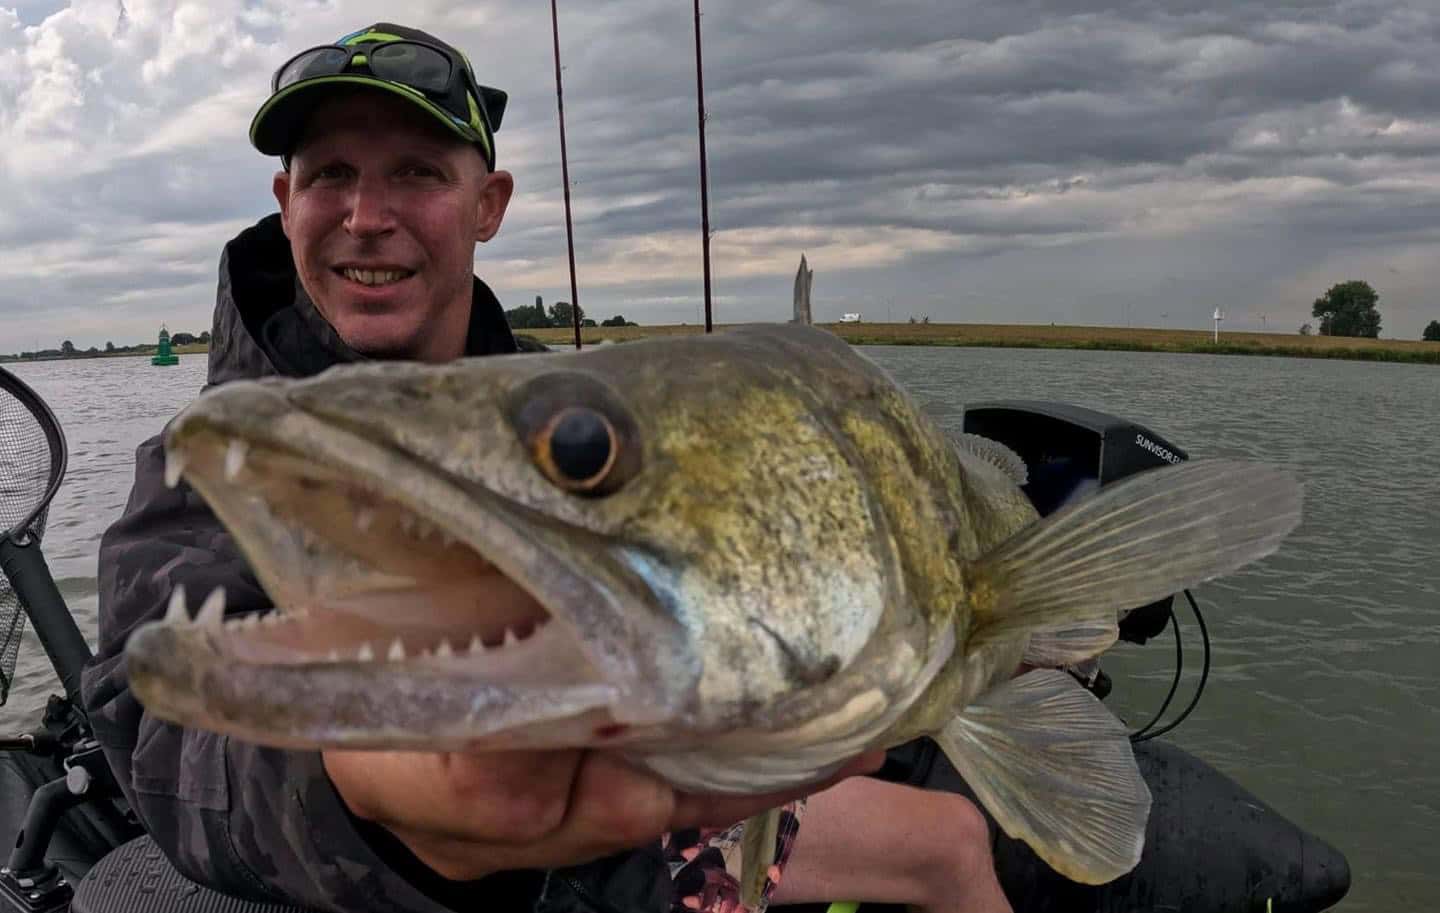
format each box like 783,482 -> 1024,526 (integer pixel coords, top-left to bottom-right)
126,617 -> 622,751
127,379 -> 698,751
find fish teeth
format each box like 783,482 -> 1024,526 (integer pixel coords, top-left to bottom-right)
224,439 -> 249,481
163,450 -> 187,489
357,642 -> 375,662
355,508 -> 376,533
468,634 -> 485,655
194,587 -> 226,626
503,627 -> 519,648
387,639 -> 406,662
242,612 -> 263,629
326,649 -> 341,663
165,585 -> 189,623
260,611 -> 281,626
434,639 -> 454,659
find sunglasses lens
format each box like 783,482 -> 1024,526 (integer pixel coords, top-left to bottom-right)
277,47 -> 352,90
368,43 -> 453,94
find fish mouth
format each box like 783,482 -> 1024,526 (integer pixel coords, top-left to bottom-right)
126,385 -> 692,751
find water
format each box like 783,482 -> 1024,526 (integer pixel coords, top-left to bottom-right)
1,356 -> 211,713
1,346 -> 1436,910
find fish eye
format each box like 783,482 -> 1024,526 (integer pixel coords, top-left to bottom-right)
534,406 -> 618,494
510,372 -> 641,496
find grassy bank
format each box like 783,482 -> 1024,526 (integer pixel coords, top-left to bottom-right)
1,344 -> 209,364
527,323 -> 1440,364
8,326 -> 1435,365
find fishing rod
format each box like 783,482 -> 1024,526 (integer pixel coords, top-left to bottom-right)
550,0 -> 583,351
693,0 -> 714,333
549,2 -> 717,338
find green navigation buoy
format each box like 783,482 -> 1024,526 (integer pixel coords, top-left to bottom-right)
151,325 -> 179,366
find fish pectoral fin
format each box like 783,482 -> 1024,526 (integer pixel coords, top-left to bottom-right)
951,432 -> 1029,486
934,669 -> 1151,884
966,459 -> 1301,653
738,807 -> 782,910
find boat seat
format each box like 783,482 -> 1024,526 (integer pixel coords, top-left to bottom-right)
70,835 -> 306,913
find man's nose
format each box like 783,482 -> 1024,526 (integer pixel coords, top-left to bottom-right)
345,176 -> 396,238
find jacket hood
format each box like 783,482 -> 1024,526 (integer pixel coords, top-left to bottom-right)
207,213 -> 516,387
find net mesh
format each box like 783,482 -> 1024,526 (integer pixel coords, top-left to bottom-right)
1,382 -> 55,705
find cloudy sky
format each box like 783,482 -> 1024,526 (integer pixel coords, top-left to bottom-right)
2,0 -> 1438,354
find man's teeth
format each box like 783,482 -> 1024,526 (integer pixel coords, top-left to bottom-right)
342,267 -> 410,286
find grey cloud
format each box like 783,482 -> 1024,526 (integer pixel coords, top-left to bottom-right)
5,0 -> 1440,354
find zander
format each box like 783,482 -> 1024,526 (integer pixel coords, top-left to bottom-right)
127,324 -> 1302,891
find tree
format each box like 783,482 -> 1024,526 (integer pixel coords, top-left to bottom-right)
1424,320 -> 1440,342
171,332 -> 197,346
1311,281 -> 1381,338
61,340 -> 75,355
601,315 -> 638,327
105,341 -> 115,352
505,300 -> 551,329
548,300 -> 582,329
1299,323 -> 1313,336
198,331 -> 211,344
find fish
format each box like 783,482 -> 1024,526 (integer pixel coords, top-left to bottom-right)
126,323 -> 1303,889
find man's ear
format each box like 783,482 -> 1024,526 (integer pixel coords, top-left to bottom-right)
475,169 -> 515,243
273,170 -> 292,233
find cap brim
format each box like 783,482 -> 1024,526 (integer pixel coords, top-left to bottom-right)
250,75 -> 490,163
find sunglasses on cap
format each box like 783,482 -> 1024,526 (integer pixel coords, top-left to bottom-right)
271,39 -> 507,164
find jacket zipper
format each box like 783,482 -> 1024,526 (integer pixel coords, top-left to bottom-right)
561,874 -> 632,913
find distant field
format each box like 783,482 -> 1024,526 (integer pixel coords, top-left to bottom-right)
7,325 -> 1434,365
0,343 -> 209,363
526,322 -> 1440,364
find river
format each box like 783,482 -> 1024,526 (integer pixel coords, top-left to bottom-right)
2,345 -> 1436,911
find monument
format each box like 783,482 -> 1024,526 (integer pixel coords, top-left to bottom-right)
792,254 -> 814,325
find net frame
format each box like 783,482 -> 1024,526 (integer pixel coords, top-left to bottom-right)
0,367 -> 69,704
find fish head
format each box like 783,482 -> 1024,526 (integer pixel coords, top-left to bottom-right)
128,328 -> 922,753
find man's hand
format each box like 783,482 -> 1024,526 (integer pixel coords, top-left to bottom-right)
323,747 -> 885,881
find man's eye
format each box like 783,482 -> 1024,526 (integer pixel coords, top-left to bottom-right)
312,165 -> 349,181
399,164 -> 442,179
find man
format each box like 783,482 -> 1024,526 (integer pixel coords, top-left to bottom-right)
79,22 -> 880,913
81,21 -> 1009,913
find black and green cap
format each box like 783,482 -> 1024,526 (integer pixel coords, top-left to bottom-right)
250,22 -> 507,170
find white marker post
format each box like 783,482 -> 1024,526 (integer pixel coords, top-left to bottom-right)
1213,307 -> 1225,342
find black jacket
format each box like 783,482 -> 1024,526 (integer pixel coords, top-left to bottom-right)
79,214 -> 672,913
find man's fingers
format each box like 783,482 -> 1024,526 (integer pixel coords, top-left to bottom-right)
324,746 -> 889,881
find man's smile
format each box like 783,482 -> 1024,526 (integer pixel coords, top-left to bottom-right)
335,265 -> 417,288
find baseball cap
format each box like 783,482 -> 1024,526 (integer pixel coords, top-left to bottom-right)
249,22 -> 507,170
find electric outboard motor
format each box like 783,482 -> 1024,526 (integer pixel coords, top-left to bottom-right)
962,401 -> 1188,645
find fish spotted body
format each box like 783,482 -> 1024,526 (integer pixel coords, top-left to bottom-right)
127,324 -> 1302,887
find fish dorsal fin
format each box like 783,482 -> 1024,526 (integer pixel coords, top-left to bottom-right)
934,669 -> 1151,883
952,432 -> 1028,486
965,459 -> 1302,650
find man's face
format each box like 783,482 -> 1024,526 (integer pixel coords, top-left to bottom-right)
273,90 -> 513,362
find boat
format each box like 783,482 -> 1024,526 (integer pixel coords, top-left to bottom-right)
0,365 -> 1350,912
